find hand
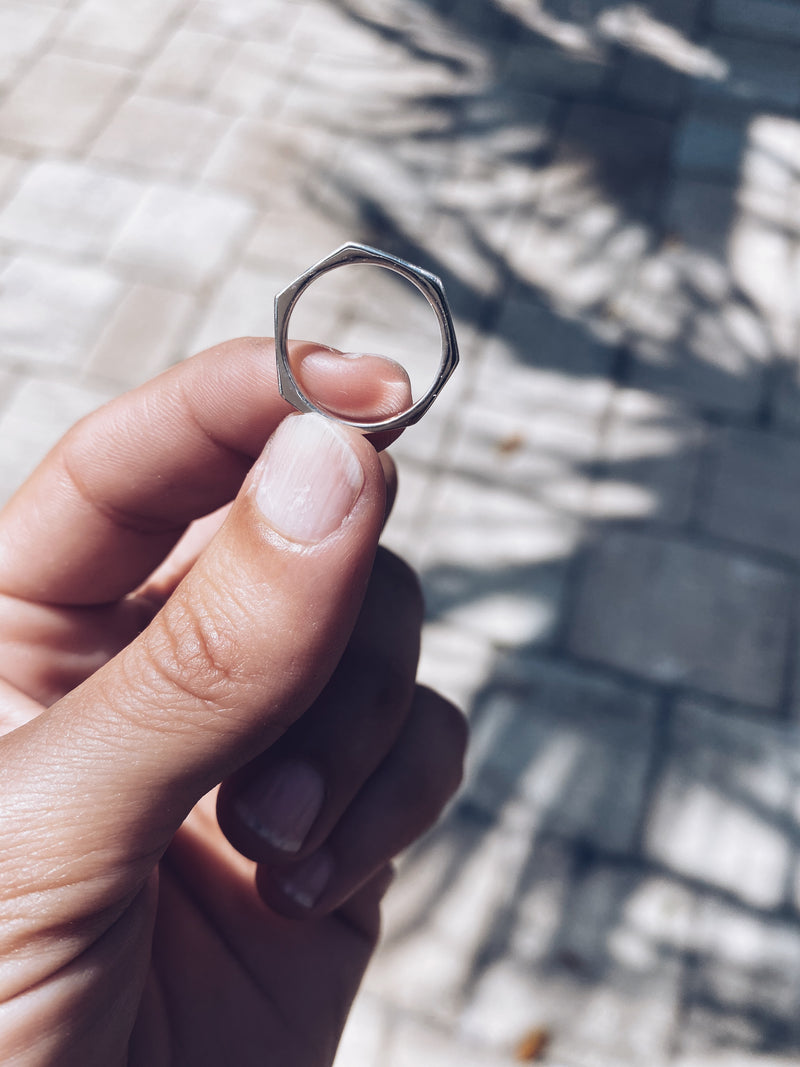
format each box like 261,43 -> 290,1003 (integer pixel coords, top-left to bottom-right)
0,339 -> 466,1066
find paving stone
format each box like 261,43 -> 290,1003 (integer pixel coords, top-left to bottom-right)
418,474 -> 580,648
460,862 -> 693,1066
289,0 -> 397,61
614,53 -> 690,113
186,0 -> 295,40
188,261 -> 294,355
0,3 -> 61,88
674,112 -> 749,178
568,530 -> 793,708
0,255 -> 121,365
620,242 -> 769,417
85,282 -> 195,386
90,94 -> 227,178
554,102 -> 673,219
738,113 -> 800,235
677,895 -> 800,1056
477,299 -> 615,393
386,1018 -> 512,1067
109,183 -> 253,289
204,117 -> 330,205
0,153 -> 25,208
207,40 -> 289,116
0,376 -> 114,503
0,52 -> 130,152
450,368 -> 610,515
333,994 -> 391,1067
141,29 -> 232,100
696,34 -> 800,110
59,0 -> 180,61
417,620 -> 496,713
591,388 -> 705,526
0,159 -> 142,256
711,0 -> 800,44
700,427 -> 800,561
366,805 -> 539,1021
502,39 -> 609,96
461,654 -> 658,852
645,699 -> 800,909
507,183 -> 651,318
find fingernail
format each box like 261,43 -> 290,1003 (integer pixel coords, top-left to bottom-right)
255,414 -> 364,543
278,850 -> 333,909
235,760 -> 325,852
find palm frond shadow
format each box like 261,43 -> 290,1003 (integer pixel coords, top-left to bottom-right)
294,0 -> 800,1055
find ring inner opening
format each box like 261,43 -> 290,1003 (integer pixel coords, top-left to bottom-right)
286,261 -> 443,426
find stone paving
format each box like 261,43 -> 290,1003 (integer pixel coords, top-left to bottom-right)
2,0 -> 800,1063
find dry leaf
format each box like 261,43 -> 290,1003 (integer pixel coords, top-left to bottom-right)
514,1025 -> 550,1061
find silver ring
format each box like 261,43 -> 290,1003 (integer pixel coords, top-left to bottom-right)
274,242 -> 459,432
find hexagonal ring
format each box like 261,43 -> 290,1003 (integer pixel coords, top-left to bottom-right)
274,242 -> 459,433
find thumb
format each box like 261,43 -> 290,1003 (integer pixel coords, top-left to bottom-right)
1,413 -> 386,883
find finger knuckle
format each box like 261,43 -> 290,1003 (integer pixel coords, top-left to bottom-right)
140,583 -> 244,710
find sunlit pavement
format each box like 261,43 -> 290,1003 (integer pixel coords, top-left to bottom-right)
2,1 -> 800,1063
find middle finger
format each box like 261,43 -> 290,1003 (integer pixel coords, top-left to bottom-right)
217,546 -> 423,863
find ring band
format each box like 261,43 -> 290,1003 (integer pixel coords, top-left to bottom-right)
274,242 -> 459,433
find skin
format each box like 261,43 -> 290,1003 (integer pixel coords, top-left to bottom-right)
0,339 -> 467,1066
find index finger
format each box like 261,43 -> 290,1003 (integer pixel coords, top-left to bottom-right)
0,339 -> 404,606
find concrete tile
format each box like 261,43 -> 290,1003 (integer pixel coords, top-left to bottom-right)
186,0 -> 295,40
591,388 -> 705,527
645,699 -> 800,909
289,0 -> 397,61
386,1018 -> 512,1066
555,102 -> 673,218
0,159 -> 142,255
700,427 -> 800,561
141,29 -> 232,100
697,34 -> 800,110
207,40 -> 289,115
0,255 -> 121,365
417,620 -> 496,713
568,530 -> 794,708
59,0 -> 179,60
615,53 -> 689,113
204,117 -> 328,205
0,152 -> 26,208
502,39 -> 608,95
333,994 -> 391,1067
450,370 -> 610,516
367,806 -> 538,1020
462,655 -> 658,852
90,94 -> 227,178
738,113 -> 800,234
0,376 -> 115,503
0,52 -> 130,152
460,863 -> 692,1066
678,898 -> 800,1056
674,112 -> 749,178
620,243 -> 769,417
188,262 -> 289,355
728,211 -> 796,361
476,300 -> 615,394
418,474 -> 581,648
85,282 -> 194,386
711,0 -> 800,43
508,185 -> 651,317
0,3 -> 60,87
109,183 -> 253,290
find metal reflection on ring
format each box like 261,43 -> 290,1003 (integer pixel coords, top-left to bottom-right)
274,242 -> 459,433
